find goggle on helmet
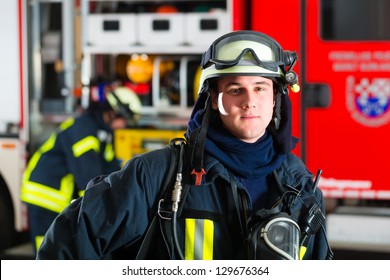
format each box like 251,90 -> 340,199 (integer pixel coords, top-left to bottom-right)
199,30 -> 300,95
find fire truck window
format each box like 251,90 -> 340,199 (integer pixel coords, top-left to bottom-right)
321,0 -> 390,40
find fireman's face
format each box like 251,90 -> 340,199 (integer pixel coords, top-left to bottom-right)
104,111 -> 127,130
110,116 -> 127,130
212,76 -> 275,143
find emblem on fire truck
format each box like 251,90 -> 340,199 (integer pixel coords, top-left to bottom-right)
346,75 -> 390,127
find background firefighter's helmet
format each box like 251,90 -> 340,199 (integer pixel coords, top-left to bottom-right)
106,86 -> 142,124
89,83 -> 142,125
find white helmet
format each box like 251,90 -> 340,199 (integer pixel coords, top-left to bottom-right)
106,86 -> 142,124
198,30 -> 299,96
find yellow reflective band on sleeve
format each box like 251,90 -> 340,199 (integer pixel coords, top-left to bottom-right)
22,133 -> 57,183
20,173 -> 75,213
22,118 -> 74,186
59,117 -> 75,131
21,118 -> 77,213
35,235 -> 45,252
185,218 -> 214,260
299,246 -> 307,260
104,142 -> 115,162
72,136 -> 100,158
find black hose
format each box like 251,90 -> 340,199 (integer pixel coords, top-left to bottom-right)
171,141 -> 185,260
172,211 -> 184,260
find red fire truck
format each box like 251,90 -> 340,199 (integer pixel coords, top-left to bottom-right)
245,0 -> 390,254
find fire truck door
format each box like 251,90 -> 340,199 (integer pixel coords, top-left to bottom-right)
304,0 -> 390,199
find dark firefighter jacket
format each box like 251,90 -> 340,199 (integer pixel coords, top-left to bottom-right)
36,144 -> 329,260
21,112 -> 120,214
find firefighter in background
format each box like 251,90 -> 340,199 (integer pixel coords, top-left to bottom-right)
21,85 -> 142,254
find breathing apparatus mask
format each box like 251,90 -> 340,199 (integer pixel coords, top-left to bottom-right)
247,209 -> 301,260
245,198 -> 328,260
245,170 -> 332,260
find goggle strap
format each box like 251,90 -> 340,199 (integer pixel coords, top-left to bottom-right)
201,46 -> 213,69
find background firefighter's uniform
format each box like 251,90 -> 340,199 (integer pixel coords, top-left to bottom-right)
21,111 -> 121,252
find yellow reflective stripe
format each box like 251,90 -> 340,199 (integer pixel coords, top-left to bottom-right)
78,189 -> 85,197
203,219 -> 214,260
20,173 -> 75,213
104,142 -> 115,161
59,117 -> 74,131
185,219 -> 196,260
72,136 -> 100,157
35,236 -> 45,252
22,133 -> 57,182
20,118 -> 78,213
299,246 -> 307,260
22,118 -> 73,184
185,218 -> 214,260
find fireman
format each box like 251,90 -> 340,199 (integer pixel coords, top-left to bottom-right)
37,30 -> 332,260
21,85 -> 142,254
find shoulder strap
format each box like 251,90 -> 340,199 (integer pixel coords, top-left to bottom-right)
135,215 -> 158,259
228,171 -> 246,239
136,138 -> 185,259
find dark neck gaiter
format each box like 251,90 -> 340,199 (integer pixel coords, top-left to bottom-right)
205,124 -> 285,179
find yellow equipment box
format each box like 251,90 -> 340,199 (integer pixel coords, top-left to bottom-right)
114,128 -> 186,166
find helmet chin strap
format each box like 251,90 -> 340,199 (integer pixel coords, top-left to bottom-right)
189,93 -> 212,185
218,92 -> 229,116
273,92 -> 282,130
